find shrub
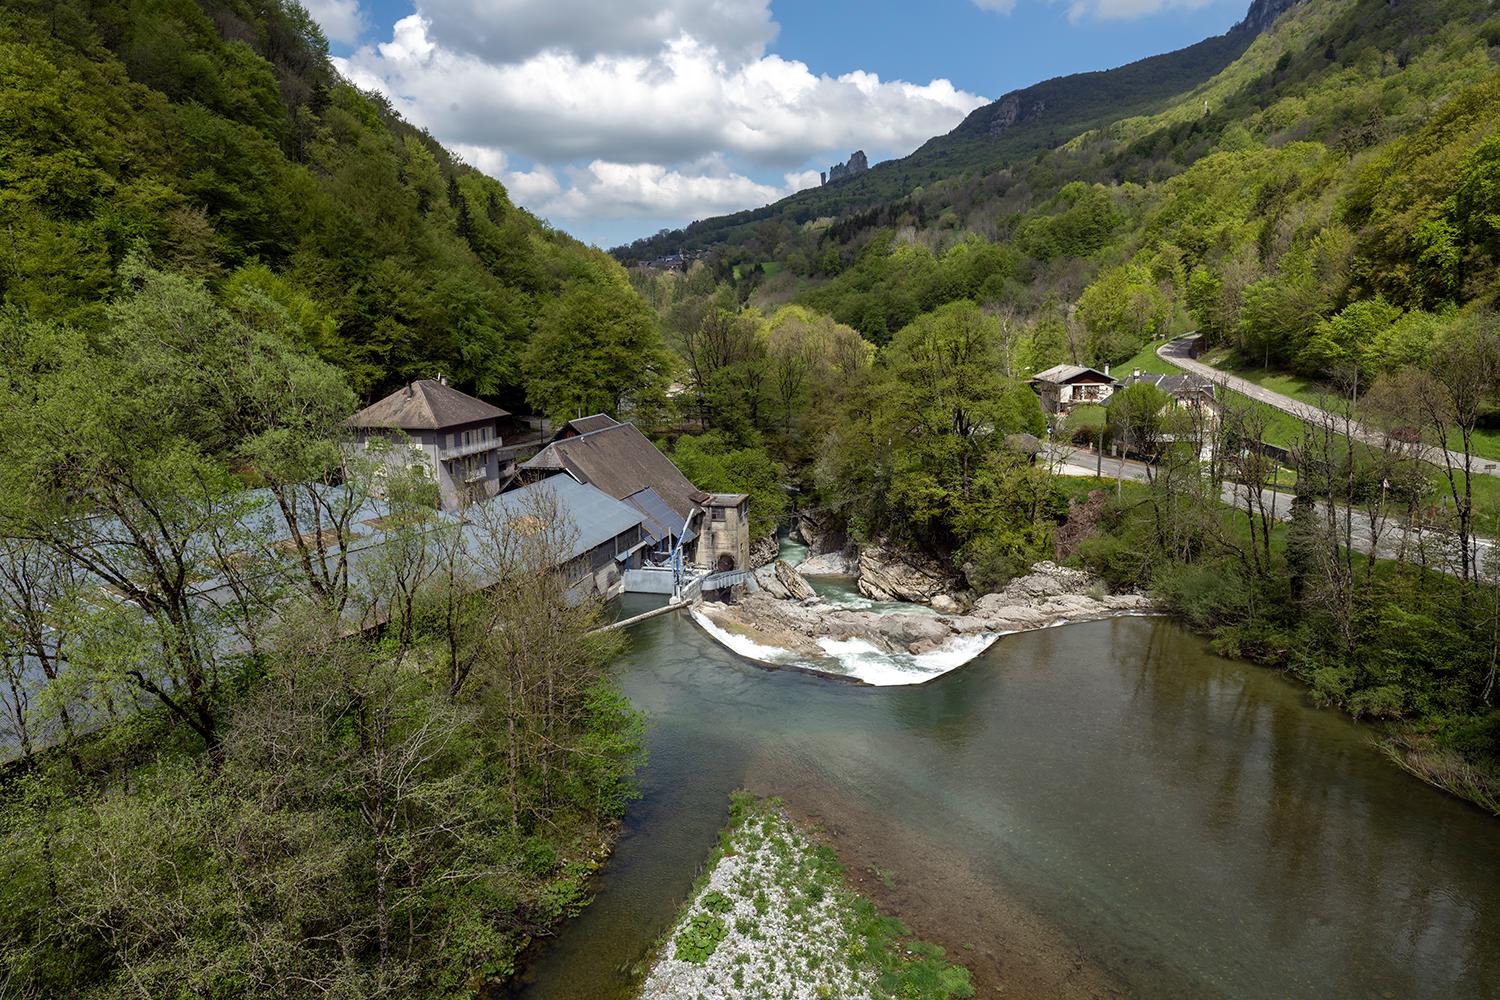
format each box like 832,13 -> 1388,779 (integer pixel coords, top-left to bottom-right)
674,912 -> 729,964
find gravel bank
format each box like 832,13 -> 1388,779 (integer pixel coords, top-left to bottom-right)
639,796 -> 972,1000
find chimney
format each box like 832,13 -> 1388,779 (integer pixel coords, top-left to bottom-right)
1104,364 -> 1110,376
405,383 -> 414,398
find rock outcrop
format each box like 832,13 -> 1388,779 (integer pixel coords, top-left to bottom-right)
753,560 -> 818,602
792,511 -> 848,558
822,150 -> 869,185
856,543 -> 962,604
1237,0 -> 1306,35
749,533 -> 779,568
697,562 -> 1154,662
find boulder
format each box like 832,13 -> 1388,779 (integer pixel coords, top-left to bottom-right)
753,560 -> 818,602
877,614 -> 954,650
798,550 -> 857,576
776,560 -> 818,602
856,543 -> 960,604
753,564 -> 789,599
930,593 -> 962,614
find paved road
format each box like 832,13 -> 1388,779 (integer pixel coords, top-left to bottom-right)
1049,445 -> 1492,578
1155,336 -> 1500,478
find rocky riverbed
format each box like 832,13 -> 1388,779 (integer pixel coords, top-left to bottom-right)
698,559 -> 1154,683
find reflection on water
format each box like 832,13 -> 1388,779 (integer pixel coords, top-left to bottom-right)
505,603 -> 1500,1000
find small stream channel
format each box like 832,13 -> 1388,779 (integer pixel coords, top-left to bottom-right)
503,557 -> 1500,1000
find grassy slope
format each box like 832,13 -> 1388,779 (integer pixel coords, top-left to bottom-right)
1204,350 -> 1500,463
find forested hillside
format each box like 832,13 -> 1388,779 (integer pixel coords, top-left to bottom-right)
0,0 -> 665,410
0,1 -> 663,994
613,0 -> 1302,264
636,0 -> 1500,369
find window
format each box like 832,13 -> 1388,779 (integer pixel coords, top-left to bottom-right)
711,507 -> 725,522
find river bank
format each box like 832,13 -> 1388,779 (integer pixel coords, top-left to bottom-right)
638,794 -> 973,1000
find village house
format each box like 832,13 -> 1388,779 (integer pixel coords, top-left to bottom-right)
1117,370 -> 1223,460
517,414 -> 751,575
1027,364 -> 1118,416
346,378 -> 511,512
1116,370 -> 1221,415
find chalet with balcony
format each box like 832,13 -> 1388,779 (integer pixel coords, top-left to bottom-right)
347,378 -> 511,511
1028,364 -> 1118,415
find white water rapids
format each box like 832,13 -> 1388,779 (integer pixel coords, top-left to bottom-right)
688,534 -> 1002,686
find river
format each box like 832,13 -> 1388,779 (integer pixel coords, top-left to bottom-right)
504,597 -> 1500,999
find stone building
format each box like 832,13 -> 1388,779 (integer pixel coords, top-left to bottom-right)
346,378 -> 510,511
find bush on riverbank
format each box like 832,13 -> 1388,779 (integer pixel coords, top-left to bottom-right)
0,596 -> 646,997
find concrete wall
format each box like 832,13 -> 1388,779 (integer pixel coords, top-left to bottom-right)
623,566 -> 677,594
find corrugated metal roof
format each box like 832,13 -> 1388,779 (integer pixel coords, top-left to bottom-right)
349,379 -> 510,431
623,486 -> 680,543
488,477 -> 643,561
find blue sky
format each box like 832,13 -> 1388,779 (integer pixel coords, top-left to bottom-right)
311,0 -> 1248,247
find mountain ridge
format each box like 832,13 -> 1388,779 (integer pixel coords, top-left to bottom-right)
613,0 -> 1305,262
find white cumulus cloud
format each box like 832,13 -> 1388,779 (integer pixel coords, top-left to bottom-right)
334,1 -> 989,239
416,0 -> 777,64
301,0 -> 366,45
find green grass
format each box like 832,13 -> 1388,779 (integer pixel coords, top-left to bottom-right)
1203,349 -> 1500,464
1112,339 -> 1182,377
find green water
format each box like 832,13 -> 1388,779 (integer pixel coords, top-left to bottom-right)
505,604 -> 1500,999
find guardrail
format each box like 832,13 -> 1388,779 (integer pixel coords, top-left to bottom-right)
699,568 -> 753,591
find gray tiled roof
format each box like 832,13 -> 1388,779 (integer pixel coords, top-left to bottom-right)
520,422 -> 701,521
349,380 -> 510,431
1029,364 -> 1114,385
552,414 -> 621,440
